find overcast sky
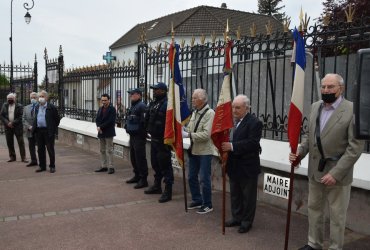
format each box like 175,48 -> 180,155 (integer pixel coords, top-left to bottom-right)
0,0 -> 324,82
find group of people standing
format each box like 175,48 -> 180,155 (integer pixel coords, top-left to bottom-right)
1,91 -> 60,173
2,72 -> 363,243
94,82 -> 263,234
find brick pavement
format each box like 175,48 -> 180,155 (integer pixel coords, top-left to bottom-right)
0,135 -> 369,250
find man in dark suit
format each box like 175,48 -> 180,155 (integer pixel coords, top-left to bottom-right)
33,90 -> 60,173
95,93 -> 116,174
0,93 -> 27,162
222,94 -> 262,234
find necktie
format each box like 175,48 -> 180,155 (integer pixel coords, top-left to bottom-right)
31,104 -> 35,116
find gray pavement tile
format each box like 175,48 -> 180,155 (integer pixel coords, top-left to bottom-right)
31,213 -> 44,219
18,215 -> 31,220
104,204 -> 115,209
81,207 -> 94,212
0,217 -> 3,222
57,210 -> 69,215
4,216 -> 17,222
69,208 -> 82,213
44,212 -> 57,217
93,206 -> 105,210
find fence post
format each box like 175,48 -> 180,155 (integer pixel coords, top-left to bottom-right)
58,45 -> 64,116
44,48 -> 49,91
33,54 -> 38,93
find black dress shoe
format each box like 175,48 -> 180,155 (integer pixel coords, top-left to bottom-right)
298,245 -> 321,250
50,168 -> 55,173
7,158 -> 16,162
107,168 -> 115,174
134,179 -> 148,189
94,167 -> 108,173
225,220 -> 241,227
238,225 -> 252,233
26,162 -> 38,167
126,176 -> 140,184
35,168 -> 46,173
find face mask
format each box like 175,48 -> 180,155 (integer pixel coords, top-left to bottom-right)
38,97 -> 46,104
31,99 -> 38,105
322,93 -> 337,103
7,100 -> 14,105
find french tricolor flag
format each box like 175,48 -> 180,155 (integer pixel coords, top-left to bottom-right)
288,28 -> 306,154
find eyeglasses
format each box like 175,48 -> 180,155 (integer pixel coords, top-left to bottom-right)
320,85 -> 340,90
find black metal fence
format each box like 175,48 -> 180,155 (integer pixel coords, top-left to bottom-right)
0,57 -> 38,106
48,16 -> 369,151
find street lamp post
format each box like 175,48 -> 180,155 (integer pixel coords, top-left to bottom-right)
10,0 -> 35,91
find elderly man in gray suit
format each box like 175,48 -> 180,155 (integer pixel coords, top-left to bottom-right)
289,73 -> 364,250
23,92 -> 39,166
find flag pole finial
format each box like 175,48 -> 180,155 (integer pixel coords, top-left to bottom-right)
224,19 -> 230,42
171,22 -> 175,43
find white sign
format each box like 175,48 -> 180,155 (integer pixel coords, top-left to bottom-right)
114,144 -> 124,158
171,151 -> 182,170
76,134 -> 84,145
263,173 -> 290,199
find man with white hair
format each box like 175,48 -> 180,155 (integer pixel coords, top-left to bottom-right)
32,90 -> 60,173
23,92 -> 39,166
0,93 -> 27,162
222,94 -> 262,233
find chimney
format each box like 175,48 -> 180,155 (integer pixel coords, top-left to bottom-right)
221,3 -> 227,9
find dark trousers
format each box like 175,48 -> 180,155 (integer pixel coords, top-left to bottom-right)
150,140 -> 173,185
28,136 -> 37,163
129,136 -> 148,179
5,128 -> 26,160
36,129 -> 55,170
229,176 -> 258,227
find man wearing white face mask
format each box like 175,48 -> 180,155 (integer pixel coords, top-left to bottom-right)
32,90 -> 60,173
23,92 -> 39,167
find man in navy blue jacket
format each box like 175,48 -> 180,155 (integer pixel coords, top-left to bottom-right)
95,94 -> 116,174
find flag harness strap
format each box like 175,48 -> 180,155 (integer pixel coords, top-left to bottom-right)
315,103 -> 342,172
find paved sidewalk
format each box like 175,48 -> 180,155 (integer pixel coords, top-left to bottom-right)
0,135 -> 369,250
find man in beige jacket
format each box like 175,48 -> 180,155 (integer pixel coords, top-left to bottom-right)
183,89 -> 218,214
290,74 -> 364,250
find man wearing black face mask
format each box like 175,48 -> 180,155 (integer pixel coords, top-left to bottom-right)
289,73 -> 364,250
0,93 -> 27,162
144,82 -> 174,203
124,88 -> 149,189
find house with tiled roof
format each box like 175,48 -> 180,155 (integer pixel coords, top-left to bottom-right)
109,4 -> 284,64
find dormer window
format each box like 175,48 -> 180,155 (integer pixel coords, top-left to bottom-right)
148,21 -> 159,30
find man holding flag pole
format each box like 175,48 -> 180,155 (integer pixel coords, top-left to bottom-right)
164,24 -> 191,211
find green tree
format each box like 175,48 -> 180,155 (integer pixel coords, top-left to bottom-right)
257,0 -> 286,21
0,74 -> 10,87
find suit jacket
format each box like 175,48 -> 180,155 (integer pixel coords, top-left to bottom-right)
299,99 -> 364,185
23,103 -> 37,138
0,102 -> 24,135
96,104 -> 116,138
32,102 -> 60,137
226,113 -> 263,180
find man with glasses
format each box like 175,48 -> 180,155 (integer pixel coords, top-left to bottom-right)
23,92 -> 39,167
289,73 -> 364,250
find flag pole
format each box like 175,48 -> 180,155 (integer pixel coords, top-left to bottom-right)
284,161 -> 295,250
221,19 -> 231,235
171,22 -> 188,213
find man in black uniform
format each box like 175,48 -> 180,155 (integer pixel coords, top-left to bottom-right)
124,88 -> 149,189
144,82 -> 174,203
